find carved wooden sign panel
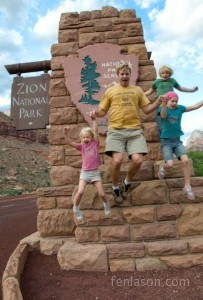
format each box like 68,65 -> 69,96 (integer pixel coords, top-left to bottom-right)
63,43 -> 138,134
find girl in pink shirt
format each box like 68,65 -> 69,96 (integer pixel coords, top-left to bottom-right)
63,117 -> 111,221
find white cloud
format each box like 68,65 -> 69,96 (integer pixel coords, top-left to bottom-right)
0,29 -> 23,51
146,0 -> 203,73
134,0 -> 159,9
33,10 -> 60,41
151,0 -> 203,41
0,0 -> 36,26
148,8 -> 159,20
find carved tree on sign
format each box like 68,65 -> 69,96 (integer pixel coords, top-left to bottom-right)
79,56 -> 101,105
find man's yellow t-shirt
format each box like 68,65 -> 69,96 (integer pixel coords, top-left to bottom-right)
99,85 -> 149,129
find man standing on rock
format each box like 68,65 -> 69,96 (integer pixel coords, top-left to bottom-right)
90,60 -> 162,203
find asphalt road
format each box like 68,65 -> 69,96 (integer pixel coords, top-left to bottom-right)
0,194 -> 37,299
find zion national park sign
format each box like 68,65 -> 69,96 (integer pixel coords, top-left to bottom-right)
62,43 -> 138,134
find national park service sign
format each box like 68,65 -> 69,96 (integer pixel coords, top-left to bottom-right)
63,43 -> 138,134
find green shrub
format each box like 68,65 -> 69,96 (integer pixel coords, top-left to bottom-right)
187,151 -> 203,176
0,189 -> 22,197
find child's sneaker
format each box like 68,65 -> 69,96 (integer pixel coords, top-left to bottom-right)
103,201 -> 111,216
73,206 -> 84,221
123,179 -> 132,193
112,188 -> 123,204
183,187 -> 195,201
158,166 -> 165,180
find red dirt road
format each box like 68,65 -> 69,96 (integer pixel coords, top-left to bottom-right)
0,195 -> 37,300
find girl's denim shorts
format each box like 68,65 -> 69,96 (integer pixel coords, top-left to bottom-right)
160,137 -> 186,161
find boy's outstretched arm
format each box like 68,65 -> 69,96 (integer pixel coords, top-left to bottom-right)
144,87 -> 154,96
63,126 -> 78,148
185,100 -> 203,112
177,86 -> 198,93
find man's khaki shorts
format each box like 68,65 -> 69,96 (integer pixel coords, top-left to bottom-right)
105,128 -> 148,157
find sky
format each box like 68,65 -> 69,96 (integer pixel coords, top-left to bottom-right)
0,0 -> 203,142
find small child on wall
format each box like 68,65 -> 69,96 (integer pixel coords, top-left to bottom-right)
63,116 -> 111,221
144,65 -> 198,134
158,91 -> 203,200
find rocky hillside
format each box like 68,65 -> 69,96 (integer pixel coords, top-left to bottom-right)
0,111 -> 49,143
186,130 -> 203,151
0,112 -> 50,194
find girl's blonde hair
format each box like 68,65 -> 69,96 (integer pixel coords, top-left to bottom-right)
116,60 -> 132,75
159,65 -> 174,77
79,127 -> 95,139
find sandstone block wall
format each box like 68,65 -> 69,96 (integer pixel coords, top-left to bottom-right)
41,6 -> 164,233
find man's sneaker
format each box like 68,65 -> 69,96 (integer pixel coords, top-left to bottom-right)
112,188 -> 123,204
103,201 -> 111,216
158,166 -> 165,180
123,180 -> 132,193
183,187 -> 195,201
73,206 -> 84,221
